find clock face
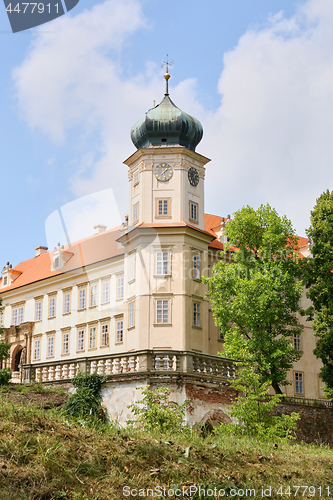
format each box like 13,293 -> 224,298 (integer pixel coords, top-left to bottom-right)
154,163 -> 173,182
188,167 -> 199,187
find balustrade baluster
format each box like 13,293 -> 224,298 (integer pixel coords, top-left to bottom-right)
106,358 -> 112,375
114,357 -> 121,373
62,364 -> 69,379
55,365 -> 62,380
129,356 -> 136,372
97,360 -> 105,375
69,363 -> 76,379
90,360 -> 97,374
122,356 -> 129,372
175,354 -> 181,372
193,356 -> 199,372
42,366 -> 48,382
48,366 -> 55,381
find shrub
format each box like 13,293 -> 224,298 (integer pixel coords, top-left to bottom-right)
0,367 -> 12,386
128,386 -> 189,435
214,366 -> 300,443
63,372 -> 107,423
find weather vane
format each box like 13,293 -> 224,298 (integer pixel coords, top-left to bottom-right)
161,54 -> 174,95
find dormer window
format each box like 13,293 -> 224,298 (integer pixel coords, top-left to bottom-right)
3,277 -> 7,286
51,243 -> 73,271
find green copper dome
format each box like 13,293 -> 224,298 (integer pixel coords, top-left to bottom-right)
130,92 -> 203,152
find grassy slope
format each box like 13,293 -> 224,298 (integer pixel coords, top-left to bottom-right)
0,386 -> 333,500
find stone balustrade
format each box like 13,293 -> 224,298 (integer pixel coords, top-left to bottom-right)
21,350 -> 237,384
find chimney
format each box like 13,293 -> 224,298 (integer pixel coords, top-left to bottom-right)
35,246 -> 48,257
94,224 -> 107,235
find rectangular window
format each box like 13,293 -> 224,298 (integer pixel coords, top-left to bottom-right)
3,276 -> 7,286
116,320 -> 124,343
101,325 -> 109,346
62,332 -> 69,355
49,296 -> 56,318
13,306 -> 24,326
18,306 -> 23,325
89,326 -> 96,349
117,276 -> 124,300
34,339 -> 40,360
63,292 -> 70,314
12,308 -> 17,326
47,337 -> 54,358
189,202 -> 198,222
193,254 -> 201,280
35,300 -> 42,321
90,285 -> 97,307
79,289 -> 86,310
156,251 -> 169,275
102,281 -> 109,303
129,302 -> 135,328
129,254 -> 135,282
193,302 -> 200,327
77,330 -> 85,351
156,198 -> 171,217
293,334 -> 301,351
133,202 -> 139,224
295,372 -> 303,394
156,299 -> 169,324
134,172 -> 139,185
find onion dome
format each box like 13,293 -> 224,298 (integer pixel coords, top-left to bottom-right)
131,71 -> 203,152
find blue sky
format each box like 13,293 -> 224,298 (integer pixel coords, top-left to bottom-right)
1,0 -> 333,268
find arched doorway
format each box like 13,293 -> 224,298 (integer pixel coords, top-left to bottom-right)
11,345 -> 23,372
200,409 -> 232,436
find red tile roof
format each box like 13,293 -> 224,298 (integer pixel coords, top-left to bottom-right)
0,226 -> 123,293
0,215 -> 310,293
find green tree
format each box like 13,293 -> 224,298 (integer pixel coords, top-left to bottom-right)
0,298 -> 12,386
214,365 -> 300,442
203,204 -> 303,394
128,386 -> 189,435
305,190 -> 333,398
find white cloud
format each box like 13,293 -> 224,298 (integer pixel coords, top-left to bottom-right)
13,0 -> 333,237
201,0 -> 333,235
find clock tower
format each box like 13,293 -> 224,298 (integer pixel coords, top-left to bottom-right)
119,67 -> 213,354
124,69 -> 210,231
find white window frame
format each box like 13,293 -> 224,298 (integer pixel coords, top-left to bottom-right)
77,329 -> 85,351
128,302 -> 135,329
49,296 -> 56,318
117,276 -> 124,300
116,319 -> 124,343
293,333 -> 301,351
295,372 -> 304,394
34,339 -> 41,360
12,306 -> 24,326
192,253 -> 201,280
62,332 -> 69,355
101,324 -> 109,346
193,302 -> 201,327
35,300 -> 42,321
133,202 -> 139,224
102,281 -> 109,304
156,251 -> 169,275
78,288 -> 86,310
47,336 -> 54,358
156,198 -> 171,218
129,254 -> 135,282
89,326 -> 97,349
63,292 -> 71,314
189,201 -> 198,223
156,299 -> 169,324
90,284 -> 98,307
133,171 -> 139,186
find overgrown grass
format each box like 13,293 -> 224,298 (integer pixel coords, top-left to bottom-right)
0,393 -> 333,499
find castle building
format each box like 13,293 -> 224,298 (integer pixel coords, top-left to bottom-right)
0,71 -> 325,406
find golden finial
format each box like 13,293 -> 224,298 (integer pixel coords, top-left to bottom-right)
161,54 -> 174,95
